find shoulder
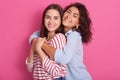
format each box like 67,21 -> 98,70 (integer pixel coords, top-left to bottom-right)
71,31 -> 81,39
54,33 -> 66,39
67,31 -> 82,44
52,33 -> 66,44
56,33 -> 65,37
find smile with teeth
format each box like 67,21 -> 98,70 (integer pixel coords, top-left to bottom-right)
64,17 -> 71,23
48,24 -> 55,28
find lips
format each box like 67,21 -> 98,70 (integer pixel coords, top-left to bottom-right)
48,24 -> 55,28
63,17 -> 71,23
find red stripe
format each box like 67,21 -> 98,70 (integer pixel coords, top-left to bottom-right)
56,34 -> 61,49
28,33 -> 67,80
52,37 -> 57,48
58,34 -> 63,49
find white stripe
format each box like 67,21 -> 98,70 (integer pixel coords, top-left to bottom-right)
52,39 -> 56,48
53,38 -> 58,49
56,34 -> 61,49
58,34 -> 64,49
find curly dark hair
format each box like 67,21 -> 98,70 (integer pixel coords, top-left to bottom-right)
40,4 -> 64,38
64,2 -> 92,44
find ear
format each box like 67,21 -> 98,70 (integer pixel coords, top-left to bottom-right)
75,24 -> 80,29
76,24 -> 80,27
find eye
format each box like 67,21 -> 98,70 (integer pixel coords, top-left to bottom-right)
54,16 -> 60,20
73,15 -> 77,18
45,15 -> 50,19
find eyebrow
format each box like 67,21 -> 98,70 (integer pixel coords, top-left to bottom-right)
45,14 -> 60,17
68,9 -> 79,17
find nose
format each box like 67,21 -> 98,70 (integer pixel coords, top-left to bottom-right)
67,14 -> 70,18
66,14 -> 72,21
67,12 -> 72,18
49,18 -> 53,24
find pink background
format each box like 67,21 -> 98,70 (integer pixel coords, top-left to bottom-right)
0,0 -> 120,80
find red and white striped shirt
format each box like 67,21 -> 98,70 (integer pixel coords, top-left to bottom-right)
26,33 -> 67,80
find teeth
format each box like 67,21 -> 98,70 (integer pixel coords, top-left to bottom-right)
64,18 -> 71,22
48,26 -> 54,27
48,24 -> 54,27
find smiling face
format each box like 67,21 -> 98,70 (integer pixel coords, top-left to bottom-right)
62,6 -> 80,32
44,9 -> 61,33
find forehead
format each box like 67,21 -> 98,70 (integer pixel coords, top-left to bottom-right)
45,9 -> 60,16
67,6 -> 80,15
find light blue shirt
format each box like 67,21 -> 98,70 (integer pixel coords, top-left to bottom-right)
29,30 -> 92,80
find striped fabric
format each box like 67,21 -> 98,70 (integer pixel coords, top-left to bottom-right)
26,33 -> 67,80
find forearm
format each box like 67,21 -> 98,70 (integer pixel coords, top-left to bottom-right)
36,49 -> 46,59
42,56 -> 66,77
27,50 -> 34,63
26,50 -> 34,72
26,60 -> 33,72
42,42 -> 56,58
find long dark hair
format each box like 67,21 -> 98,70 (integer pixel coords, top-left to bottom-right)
40,4 -> 64,38
64,2 -> 92,44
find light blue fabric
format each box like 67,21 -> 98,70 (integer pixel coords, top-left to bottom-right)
54,77 -> 63,80
54,30 -> 92,80
29,30 -> 92,80
29,30 -> 40,44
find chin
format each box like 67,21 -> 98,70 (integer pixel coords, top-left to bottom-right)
63,22 -> 68,27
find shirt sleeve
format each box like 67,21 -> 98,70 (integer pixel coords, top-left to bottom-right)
42,56 -> 67,77
29,30 -> 40,44
54,32 -> 82,65
25,58 -> 34,72
52,33 -> 66,50
41,33 -> 67,77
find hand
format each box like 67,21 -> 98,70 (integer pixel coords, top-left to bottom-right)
35,37 -> 46,53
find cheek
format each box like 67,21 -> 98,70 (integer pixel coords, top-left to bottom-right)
44,19 -> 47,24
73,19 -> 79,25
44,21 -> 47,26
44,21 -> 49,27
44,19 -> 49,23
62,13 -> 67,19
56,20 -> 61,26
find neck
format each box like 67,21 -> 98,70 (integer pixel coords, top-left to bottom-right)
47,32 -> 55,40
64,27 -> 72,32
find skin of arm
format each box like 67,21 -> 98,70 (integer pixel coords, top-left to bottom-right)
35,38 -> 47,59
42,42 -> 56,58
29,31 -> 56,59
42,32 -> 81,65
27,38 -> 37,63
34,35 -> 67,77
35,37 -> 56,59
26,38 -> 38,72
29,31 -> 80,65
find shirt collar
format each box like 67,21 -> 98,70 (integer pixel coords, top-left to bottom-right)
65,29 -> 73,37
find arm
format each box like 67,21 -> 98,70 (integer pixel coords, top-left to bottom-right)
42,43 -> 56,58
37,50 -> 66,77
27,38 -> 37,63
42,33 -> 66,58
55,32 -> 82,64
26,58 -> 33,72
28,30 -> 55,57
42,56 -> 66,77
42,32 -> 81,65
26,38 -> 37,72
29,30 -> 40,44
26,49 -> 34,72
36,34 -> 67,77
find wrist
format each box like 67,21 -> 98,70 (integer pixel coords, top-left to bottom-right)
36,50 -> 46,59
